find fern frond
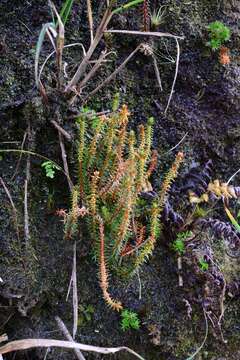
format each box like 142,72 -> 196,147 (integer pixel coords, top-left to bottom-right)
181,160 -> 213,196
162,200 -> 184,228
199,218 -> 240,250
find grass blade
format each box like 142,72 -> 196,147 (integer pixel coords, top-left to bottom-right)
60,0 -> 74,25
224,206 -> 240,233
35,22 -> 55,87
113,0 -> 143,14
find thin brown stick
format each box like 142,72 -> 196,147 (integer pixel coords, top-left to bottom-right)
72,242 -> 78,339
39,43 -> 86,86
24,178 -> 30,244
58,132 -> 73,192
55,317 -> 85,360
0,313 -> 14,331
0,339 -> 145,359
69,50 -> 112,105
11,132 -> 27,180
105,29 -> 184,40
164,37 -> 180,114
65,6 -> 113,91
83,45 -> 142,104
43,348 -> 50,360
24,125 -> 31,245
218,277 -> 226,326
152,54 -> 163,91
0,334 -> 8,343
87,0 -> 94,45
77,50 -> 113,91
0,177 -> 20,241
187,309 -> 208,360
50,2 -> 65,88
177,256 -> 183,287
69,110 -> 111,119
51,120 -> 72,141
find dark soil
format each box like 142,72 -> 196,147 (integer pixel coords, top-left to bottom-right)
0,1 -> 239,359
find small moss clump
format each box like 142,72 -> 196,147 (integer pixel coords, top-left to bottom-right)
207,21 -> 230,50
120,309 -> 140,331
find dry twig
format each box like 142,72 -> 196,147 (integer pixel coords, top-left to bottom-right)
0,177 -> 20,241
65,6 -> 113,91
87,0 -> 94,44
0,335 -> 8,344
11,132 -> 27,180
66,243 -> 78,339
58,131 -> 73,192
72,242 -> 78,339
24,124 -> 31,244
55,316 -> 85,360
51,120 -> 72,141
0,339 -> 145,359
83,45 -> 142,103
164,37 -> 180,114
105,29 -> 184,40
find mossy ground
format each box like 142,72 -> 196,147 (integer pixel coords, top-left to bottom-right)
0,1 -> 239,359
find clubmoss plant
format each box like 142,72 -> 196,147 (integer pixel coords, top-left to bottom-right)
62,103 -> 184,311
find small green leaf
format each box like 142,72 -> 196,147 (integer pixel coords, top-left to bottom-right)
172,239 -> 185,255
199,258 -> 209,271
172,231 -> 193,255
